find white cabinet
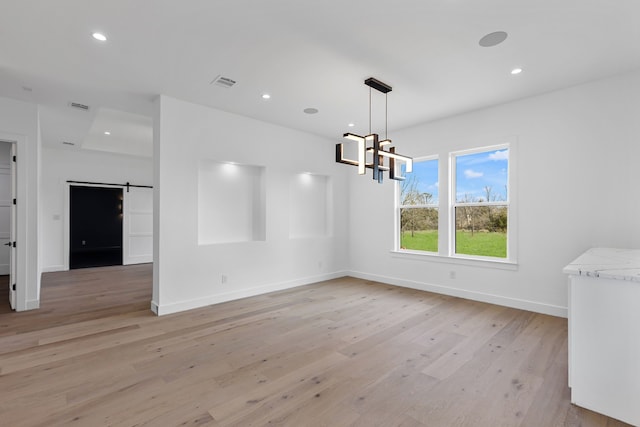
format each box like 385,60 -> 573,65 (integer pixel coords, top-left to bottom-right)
564,248 -> 640,426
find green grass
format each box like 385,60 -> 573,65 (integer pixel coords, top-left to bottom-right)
455,230 -> 506,258
401,230 -> 507,258
400,230 -> 438,253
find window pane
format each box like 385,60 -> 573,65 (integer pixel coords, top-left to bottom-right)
455,206 -> 507,258
400,208 -> 438,252
401,159 -> 438,206
455,149 -> 508,203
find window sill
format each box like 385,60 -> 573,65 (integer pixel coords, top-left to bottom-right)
389,250 -> 518,271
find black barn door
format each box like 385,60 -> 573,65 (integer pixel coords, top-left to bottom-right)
70,186 -> 123,269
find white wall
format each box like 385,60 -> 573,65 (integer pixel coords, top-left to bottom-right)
153,96 -> 349,315
40,147 -> 153,271
0,96 -> 40,310
348,70 -> 640,317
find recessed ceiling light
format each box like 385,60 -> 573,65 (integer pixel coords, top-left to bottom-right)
104,131 -> 111,135
511,68 -> 523,75
262,94 -> 271,99
92,32 -> 107,42
348,123 -> 355,127
303,108 -> 318,114
479,31 -> 508,47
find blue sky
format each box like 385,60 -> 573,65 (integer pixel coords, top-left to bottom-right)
402,148 -> 508,204
402,159 -> 439,204
455,149 -> 508,202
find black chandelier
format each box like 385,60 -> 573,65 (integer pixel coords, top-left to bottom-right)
336,77 -> 413,183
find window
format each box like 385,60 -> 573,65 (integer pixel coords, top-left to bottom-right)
396,143 -> 513,263
398,158 -> 439,252
452,146 -> 509,259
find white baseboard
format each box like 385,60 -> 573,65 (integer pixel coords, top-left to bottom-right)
25,299 -> 40,310
124,256 -> 153,266
41,265 -> 67,273
155,271 -> 348,316
348,270 -> 568,318
150,300 -> 159,315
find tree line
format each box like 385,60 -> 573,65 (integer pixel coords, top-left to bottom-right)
401,177 -> 507,238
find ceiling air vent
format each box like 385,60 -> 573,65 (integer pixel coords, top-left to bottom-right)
211,75 -> 237,88
69,102 -> 90,111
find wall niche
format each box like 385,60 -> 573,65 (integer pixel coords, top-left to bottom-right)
198,160 -> 266,245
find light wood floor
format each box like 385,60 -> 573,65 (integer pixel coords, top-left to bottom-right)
0,266 -> 630,426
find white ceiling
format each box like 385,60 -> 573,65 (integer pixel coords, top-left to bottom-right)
1,0 -> 639,157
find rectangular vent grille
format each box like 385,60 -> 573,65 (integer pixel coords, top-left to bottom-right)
69,102 -> 90,111
211,75 -> 237,88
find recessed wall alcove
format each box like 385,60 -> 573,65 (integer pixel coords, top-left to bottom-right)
289,173 -> 329,239
198,160 -> 266,245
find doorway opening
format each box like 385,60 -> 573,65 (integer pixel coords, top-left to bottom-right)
69,186 -> 123,269
0,140 -> 16,311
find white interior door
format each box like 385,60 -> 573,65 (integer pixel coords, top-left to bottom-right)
7,143 -> 16,309
0,149 -> 11,277
123,186 -> 153,265
9,144 -> 18,310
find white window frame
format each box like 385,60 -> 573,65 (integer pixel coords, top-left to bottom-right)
394,141 -> 517,267
449,143 -> 513,262
395,155 -> 439,254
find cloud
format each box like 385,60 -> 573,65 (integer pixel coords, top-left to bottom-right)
464,169 -> 483,179
488,149 -> 508,161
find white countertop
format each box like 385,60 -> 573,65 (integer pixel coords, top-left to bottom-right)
563,247 -> 640,282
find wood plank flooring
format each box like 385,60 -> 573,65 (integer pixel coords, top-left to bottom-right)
0,265 -> 631,426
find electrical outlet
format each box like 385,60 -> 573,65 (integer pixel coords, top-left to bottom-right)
449,271 -> 456,279
221,275 -> 228,284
